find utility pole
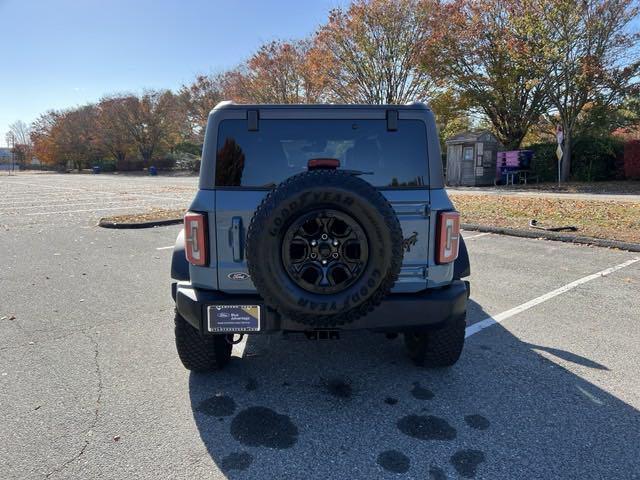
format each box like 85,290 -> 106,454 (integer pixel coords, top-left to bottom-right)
8,132 -> 16,176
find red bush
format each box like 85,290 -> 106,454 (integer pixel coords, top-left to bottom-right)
624,140 -> 640,179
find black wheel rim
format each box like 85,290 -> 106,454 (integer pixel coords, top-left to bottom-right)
281,209 -> 369,294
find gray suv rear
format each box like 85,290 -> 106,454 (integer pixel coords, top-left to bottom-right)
171,101 -> 470,371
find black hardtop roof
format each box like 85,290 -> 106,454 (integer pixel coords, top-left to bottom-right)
212,100 -> 431,112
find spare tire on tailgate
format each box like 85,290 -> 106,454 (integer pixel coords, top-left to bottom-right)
246,169 -> 403,327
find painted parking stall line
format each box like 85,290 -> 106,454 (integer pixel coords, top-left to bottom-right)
5,181 -> 188,202
0,199 -> 145,211
18,205 -> 182,216
465,257 -> 640,338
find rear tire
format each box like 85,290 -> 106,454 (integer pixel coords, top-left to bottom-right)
174,311 -> 232,372
404,314 -> 466,367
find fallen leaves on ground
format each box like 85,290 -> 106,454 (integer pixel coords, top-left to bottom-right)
450,194 -> 640,243
100,208 -> 185,224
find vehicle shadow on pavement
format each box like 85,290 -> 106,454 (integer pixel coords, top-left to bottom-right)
188,300 -> 639,479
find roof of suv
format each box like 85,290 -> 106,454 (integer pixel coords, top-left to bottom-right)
212,101 -> 432,112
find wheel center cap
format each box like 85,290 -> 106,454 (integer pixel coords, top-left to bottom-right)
318,243 -> 332,258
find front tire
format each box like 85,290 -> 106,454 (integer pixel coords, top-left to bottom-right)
404,314 -> 466,367
174,311 -> 232,372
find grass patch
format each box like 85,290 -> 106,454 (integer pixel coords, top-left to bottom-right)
450,194 -> 640,244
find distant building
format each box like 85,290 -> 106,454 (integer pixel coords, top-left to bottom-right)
0,147 -> 13,171
0,147 -> 41,169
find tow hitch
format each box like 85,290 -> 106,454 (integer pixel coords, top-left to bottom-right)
304,331 -> 340,340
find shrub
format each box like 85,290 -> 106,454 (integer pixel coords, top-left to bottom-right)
94,159 -> 116,172
528,142 -> 558,182
116,158 -> 145,171
169,152 -> 201,172
151,156 -> 176,171
623,140 -> 640,179
571,135 -> 623,181
528,136 -> 624,182
174,141 -> 203,156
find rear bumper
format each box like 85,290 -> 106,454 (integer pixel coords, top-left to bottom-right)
173,280 -> 467,334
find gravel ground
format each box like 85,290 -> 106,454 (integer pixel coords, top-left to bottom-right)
1,174 -> 639,479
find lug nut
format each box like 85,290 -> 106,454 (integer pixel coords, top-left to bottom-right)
332,252 -> 339,259
310,253 -> 317,259
311,240 -> 317,246
332,240 -> 339,246
321,259 -> 328,265
321,234 -> 328,240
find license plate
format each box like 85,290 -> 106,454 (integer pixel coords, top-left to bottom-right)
207,305 -> 261,333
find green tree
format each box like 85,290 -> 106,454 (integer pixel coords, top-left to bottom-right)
542,0 -> 639,180
429,89 -> 472,148
424,0 -> 556,149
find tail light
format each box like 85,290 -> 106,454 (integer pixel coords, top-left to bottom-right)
436,211 -> 460,264
308,158 -> 340,170
184,212 -> 207,266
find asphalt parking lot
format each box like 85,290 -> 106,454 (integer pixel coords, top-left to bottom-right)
1,173 -> 639,479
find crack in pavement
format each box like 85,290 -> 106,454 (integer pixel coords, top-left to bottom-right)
44,332 -> 103,479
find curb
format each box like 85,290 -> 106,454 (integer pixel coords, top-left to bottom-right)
98,218 -> 182,229
461,223 -> 640,253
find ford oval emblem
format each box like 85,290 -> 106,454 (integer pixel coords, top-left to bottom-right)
228,272 -> 250,281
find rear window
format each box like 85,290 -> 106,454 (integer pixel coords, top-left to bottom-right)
215,119 -> 428,188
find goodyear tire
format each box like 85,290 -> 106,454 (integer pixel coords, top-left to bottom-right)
246,170 -> 403,327
404,313 -> 466,367
174,311 -> 232,372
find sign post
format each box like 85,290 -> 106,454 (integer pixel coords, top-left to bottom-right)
556,125 -> 564,185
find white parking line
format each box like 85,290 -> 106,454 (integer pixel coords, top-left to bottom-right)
18,206 -> 176,216
465,257 -> 640,338
1,196 -> 116,205
464,232 -> 491,240
6,181 -> 187,202
0,200 -> 143,211
156,246 -> 174,250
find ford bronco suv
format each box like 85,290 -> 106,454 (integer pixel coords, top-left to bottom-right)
170,102 -> 470,371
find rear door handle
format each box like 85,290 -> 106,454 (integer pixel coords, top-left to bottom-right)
231,216 -> 243,262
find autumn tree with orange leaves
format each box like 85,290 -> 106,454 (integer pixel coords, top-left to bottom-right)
30,111 -> 60,167
95,97 -> 137,168
22,0 -> 640,180
30,107 -> 102,170
221,40 -> 323,104
178,74 -> 224,142
313,0 -> 436,104
109,90 -> 183,166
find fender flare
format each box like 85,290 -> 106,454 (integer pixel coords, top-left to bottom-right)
171,229 -> 190,281
453,235 -> 470,279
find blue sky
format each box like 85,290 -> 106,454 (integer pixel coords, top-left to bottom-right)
0,0 -> 347,146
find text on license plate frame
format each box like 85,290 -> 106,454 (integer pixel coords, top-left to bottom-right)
207,305 -> 261,333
